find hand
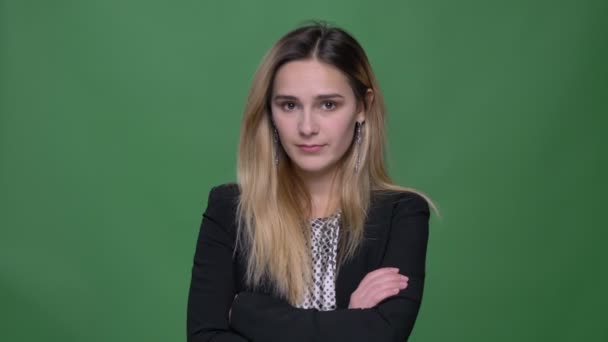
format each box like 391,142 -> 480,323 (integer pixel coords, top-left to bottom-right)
348,267 -> 409,309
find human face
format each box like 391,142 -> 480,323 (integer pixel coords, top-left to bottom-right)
270,59 -> 365,178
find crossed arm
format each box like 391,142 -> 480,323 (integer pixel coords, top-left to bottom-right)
187,187 -> 430,342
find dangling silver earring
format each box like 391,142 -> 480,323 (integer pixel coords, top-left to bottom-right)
354,121 -> 363,173
272,126 -> 279,165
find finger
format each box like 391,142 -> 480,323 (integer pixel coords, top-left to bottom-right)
354,268 -> 406,306
358,274 -> 408,302
366,279 -> 409,306
372,278 -> 408,295
359,267 -> 400,287
360,272 -> 408,295
358,273 -> 407,297
358,285 -> 403,309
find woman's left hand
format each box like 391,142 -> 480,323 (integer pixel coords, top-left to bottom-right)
348,267 -> 409,309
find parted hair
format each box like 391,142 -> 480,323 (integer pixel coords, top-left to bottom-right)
236,21 -> 437,305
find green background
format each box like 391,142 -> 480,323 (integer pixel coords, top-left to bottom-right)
1,0 -> 606,341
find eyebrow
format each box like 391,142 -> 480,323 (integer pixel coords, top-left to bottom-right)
272,93 -> 345,101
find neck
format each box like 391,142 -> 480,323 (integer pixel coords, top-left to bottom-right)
295,166 -> 341,220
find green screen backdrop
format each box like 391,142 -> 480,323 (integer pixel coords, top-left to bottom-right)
1,0 -> 606,341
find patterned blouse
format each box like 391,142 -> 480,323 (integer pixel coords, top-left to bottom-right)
296,210 -> 341,311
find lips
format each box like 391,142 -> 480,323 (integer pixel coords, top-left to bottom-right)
297,144 -> 325,153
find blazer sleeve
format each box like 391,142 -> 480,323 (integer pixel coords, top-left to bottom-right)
229,192 -> 430,342
187,185 -> 250,342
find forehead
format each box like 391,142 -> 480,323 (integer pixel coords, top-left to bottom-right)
272,59 -> 353,97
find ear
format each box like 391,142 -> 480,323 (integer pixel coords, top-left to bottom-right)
356,88 -> 374,123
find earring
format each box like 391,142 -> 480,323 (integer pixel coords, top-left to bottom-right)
272,126 -> 279,165
354,121 -> 363,173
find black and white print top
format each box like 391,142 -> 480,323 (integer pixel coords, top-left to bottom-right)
296,210 -> 341,311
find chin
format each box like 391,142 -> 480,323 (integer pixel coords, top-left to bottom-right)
290,159 -> 335,175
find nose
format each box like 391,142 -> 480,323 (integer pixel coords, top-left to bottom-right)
298,110 -> 319,137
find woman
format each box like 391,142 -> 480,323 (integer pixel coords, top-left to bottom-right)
187,21 -> 438,342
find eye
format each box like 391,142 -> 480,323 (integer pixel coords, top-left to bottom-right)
281,101 -> 297,111
322,101 -> 337,110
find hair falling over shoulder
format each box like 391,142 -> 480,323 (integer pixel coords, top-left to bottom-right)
235,21 -> 438,305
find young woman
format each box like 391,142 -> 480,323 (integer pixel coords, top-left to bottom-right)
187,22 -> 438,342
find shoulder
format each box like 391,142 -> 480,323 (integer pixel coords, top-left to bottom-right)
203,182 -> 240,226
207,182 -> 240,201
358,190 -> 431,268
371,189 -> 430,216
370,190 -> 431,250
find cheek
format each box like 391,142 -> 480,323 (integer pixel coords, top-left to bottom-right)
329,120 -> 356,149
271,111 -> 285,128
272,119 -> 298,152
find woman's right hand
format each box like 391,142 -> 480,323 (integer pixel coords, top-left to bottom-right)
348,267 -> 409,309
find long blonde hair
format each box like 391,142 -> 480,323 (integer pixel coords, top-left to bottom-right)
236,22 -> 438,304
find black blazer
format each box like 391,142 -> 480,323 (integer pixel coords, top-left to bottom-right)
187,183 -> 431,342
